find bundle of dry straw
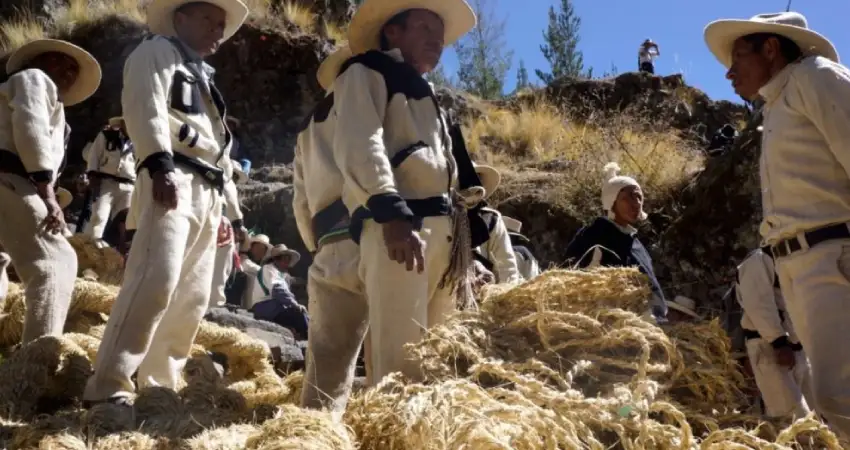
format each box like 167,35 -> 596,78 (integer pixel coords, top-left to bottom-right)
0,267 -> 839,449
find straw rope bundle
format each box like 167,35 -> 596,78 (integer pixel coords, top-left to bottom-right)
0,266 -> 840,449
67,235 -> 125,285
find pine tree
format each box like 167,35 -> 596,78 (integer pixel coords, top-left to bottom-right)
515,59 -> 530,91
536,0 -> 584,84
455,0 -> 513,99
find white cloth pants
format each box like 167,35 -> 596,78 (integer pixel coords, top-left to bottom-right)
360,216 -> 455,383
301,239 -> 367,421
0,173 -> 77,343
746,337 -> 812,418
83,167 -> 221,401
209,240 -> 235,309
83,178 -> 134,239
776,238 -> 850,441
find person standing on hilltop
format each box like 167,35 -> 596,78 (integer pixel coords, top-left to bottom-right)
328,0 -> 478,383
564,163 -> 669,323
0,39 -> 101,343
704,11 -> 850,439
80,116 -> 136,249
83,0 -> 248,408
638,38 -> 660,74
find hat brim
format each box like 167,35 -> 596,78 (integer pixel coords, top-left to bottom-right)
348,0 -> 477,54
317,46 -> 353,91
704,19 -> 839,68
56,187 -> 73,209
262,250 -> 300,266
147,0 -> 249,43
6,39 -> 102,107
666,302 -> 701,320
474,165 -> 500,199
508,232 -> 531,246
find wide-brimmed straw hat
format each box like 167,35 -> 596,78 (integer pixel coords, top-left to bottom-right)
473,163 -> 500,199
704,12 -> 839,68
502,216 -> 522,234
242,233 -> 272,252
147,0 -> 249,43
348,0 -> 477,54
56,187 -> 73,209
6,39 -> 102,107
666,295 -> 701,320
262,244 -> 301,266
108,116 -> 124,127
317,45 -> 353,91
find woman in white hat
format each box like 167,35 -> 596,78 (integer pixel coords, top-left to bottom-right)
81,115 -> 136,248
83,0 -> 249,408
329,0 -> 476,386
705,11 -> 850,438
565,163 -> 668,322
0,38 -> 100,345
250,244 -> 308,339
470,163 -> 521,284
237,233 -> 273,308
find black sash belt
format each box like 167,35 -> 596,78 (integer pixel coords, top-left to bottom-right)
771,223 -> 850,258
172,152 -> 224,193
90,171 -> 135,185
742,329 -> 803,351
349,195 -> 453,244
0,149 -> 29,177
312,198 -> 351,248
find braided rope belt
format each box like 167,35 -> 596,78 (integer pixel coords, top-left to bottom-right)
438,187 -> 486,311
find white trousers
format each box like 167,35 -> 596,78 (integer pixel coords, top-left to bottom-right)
83,178 -> 134,239
776,238 -> 850,441
209,240 -> 235,309
360,216 -> 455,383
746,337 -> 812,418
301,239 -> 367,421
0,173 -> 77,343
83,167 -> 221,401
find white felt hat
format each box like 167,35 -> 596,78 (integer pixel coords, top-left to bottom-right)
108,116 -> 124,127
262,244 -> 301,266
666,295 -> 701,320
704,11 -> 839,69
601,162 -> 646,221
146,0 -> 249,43
6,39 -> 102,107
502,216 -> 522,234
348,0 -> 477,54
317,45 -> 353,91
473,163 -> 500,200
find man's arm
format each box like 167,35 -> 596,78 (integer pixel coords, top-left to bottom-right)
121,38 -> 180,176
331,63 -> 413,223
488,214 -> 521,283
737,253 -> 787,345
85,133 -> 106,174
794,58 -> 850,177
292,140 -> 316,252
7,70 -> 58,184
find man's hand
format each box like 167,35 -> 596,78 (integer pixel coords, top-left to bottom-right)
473,260 -> 495,288
774,346 -> 796,369
217,218 -> 233,247
381,219 -> 425,273
152,170 -> 179,210
233,225 -> 248,245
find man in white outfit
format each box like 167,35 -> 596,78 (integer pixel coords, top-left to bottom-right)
81,116 -> 136,248
737,247 -> 813,419
83,0 -> 248,406
472,163 -> 520,284
0,39 -> 101,343
705,11 -> 850,439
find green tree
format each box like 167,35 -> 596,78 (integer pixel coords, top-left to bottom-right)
454,0 -> 513,99
536,0 -> 585,84
515,59 -> 530,91
426,64 -> 455,88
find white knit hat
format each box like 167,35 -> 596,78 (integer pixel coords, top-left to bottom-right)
601,162 -> 647,221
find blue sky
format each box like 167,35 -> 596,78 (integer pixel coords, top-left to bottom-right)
439,0 -> 849,102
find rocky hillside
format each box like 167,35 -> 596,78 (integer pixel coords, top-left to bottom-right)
0,1 -> 760,313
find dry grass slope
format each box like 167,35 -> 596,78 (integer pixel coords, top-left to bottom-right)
0,0 -> 345,55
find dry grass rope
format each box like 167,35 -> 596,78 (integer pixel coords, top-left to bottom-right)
0,267 -> 839,449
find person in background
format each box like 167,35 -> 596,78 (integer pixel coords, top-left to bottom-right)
639,38 -> 660,74
238,233 -> 273,309
705,10 -> 850,438
83,0 -> 249,408
472,163 -> 520,284
81,116 -> 136,248
251,244 -> 308,339
564,162 -> 668,323
664,296 -> 702,323
737,247 -> 812,419
500,215 -> 541,281
0,38 -> 101,343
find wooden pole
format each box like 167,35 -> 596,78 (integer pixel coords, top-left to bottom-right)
786,0 -> 792,11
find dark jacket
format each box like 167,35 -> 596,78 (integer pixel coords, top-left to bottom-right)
565,217 -> 668,316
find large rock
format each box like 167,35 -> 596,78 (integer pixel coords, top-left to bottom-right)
204,307 -> 304,367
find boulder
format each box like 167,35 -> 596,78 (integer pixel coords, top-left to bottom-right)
203,307 -> 304,369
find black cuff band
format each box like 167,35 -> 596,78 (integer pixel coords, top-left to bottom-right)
770,335 -> 791,349
366,193 -> 415,223
140,152 -> 175,176
231,219 -> 244,229
29,170 -> 53,183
